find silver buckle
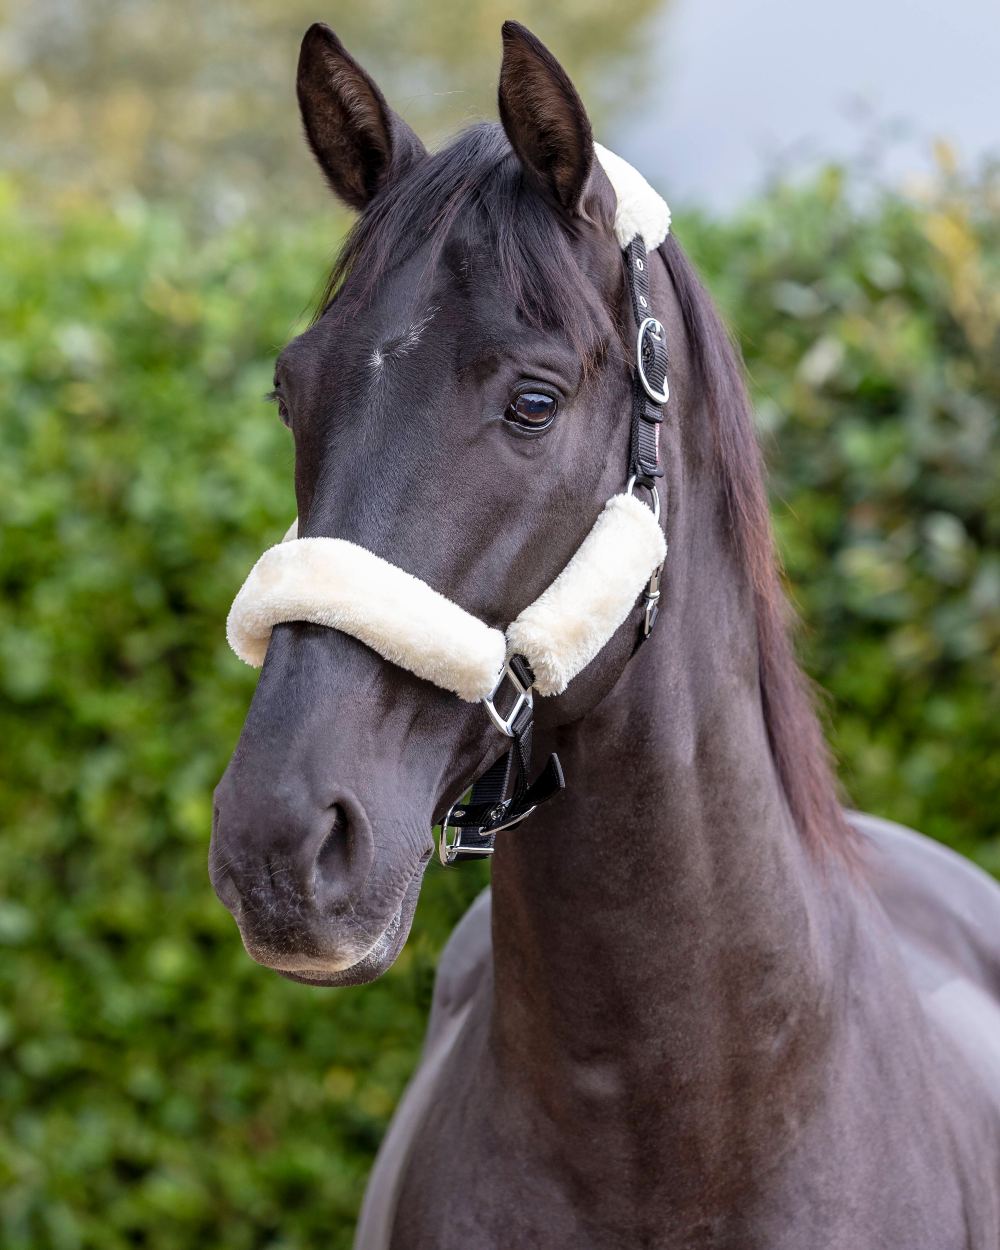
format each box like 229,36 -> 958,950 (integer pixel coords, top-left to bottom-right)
438,797 -> 537,866
439,799 -> 497,866
438,807 -> 462,865
482,656 -> 533,738
625,478 -> 665,637
636,316 -> 669,405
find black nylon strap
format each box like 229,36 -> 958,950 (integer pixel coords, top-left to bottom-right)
469,748 -> 511,807
441,752 -> 564,861
443,746 -> 564,863
623,236 -> 668,484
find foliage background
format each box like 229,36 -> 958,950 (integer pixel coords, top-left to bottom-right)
1,14 -> 998,1243
0,0 -> 660,219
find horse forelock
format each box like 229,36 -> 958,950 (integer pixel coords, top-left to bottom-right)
315,123 -> 611,363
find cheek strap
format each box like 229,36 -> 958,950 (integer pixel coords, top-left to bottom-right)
227,492 -> 666,701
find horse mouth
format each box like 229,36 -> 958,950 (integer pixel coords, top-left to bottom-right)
270,853 -> 429,988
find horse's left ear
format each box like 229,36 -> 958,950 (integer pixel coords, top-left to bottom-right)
297,23 -> 426,211
497,21 -> 600,216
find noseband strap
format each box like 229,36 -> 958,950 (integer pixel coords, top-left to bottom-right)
225,145 -> 671,865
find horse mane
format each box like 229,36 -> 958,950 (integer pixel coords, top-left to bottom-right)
657,237 -> 857,861
317,122 -> 857,861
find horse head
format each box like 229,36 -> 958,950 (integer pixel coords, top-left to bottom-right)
210,22 -> 668,984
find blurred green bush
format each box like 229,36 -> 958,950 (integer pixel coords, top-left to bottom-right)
680,155 -> 1000,867
1,161 -> 997,1247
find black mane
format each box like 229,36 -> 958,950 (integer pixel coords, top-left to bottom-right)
659,240 -> 856,860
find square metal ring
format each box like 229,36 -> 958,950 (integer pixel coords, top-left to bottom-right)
482,655 -> 533,737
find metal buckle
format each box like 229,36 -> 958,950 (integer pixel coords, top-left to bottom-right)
626,473 -> 661,522
487,802 -> 537,835
438,797 -> 538,866
625,479 -> 664,638
438,807 -> 462,865
482,656 -> 533,738
438,800 -> 495,866
636,317 -> 669,405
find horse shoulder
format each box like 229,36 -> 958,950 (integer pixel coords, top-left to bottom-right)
854,810 -> 1000,1105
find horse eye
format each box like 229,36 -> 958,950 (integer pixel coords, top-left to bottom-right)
505,391 -> 557,431
268,389 -> 291,427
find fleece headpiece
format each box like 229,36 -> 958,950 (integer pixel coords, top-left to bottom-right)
593,143 -> 670,250
226,146 -> 669,702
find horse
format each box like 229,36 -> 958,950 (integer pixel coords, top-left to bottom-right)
209,20 -> 1000,1248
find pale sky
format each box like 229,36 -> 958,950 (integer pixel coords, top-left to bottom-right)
616,0 -> 1000,208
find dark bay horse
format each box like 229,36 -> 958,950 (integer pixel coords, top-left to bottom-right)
210,20 -> 1000,1248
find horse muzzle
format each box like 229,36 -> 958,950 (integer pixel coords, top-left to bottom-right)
209,778 -> 424,979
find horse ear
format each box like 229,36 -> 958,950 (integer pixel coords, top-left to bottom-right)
296,23 -> 426,211
497,21 -> 595,215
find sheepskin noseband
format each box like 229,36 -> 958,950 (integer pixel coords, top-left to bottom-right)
227,493 -> 666,701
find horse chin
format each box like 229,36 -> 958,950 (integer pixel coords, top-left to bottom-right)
273,859 -> 427,988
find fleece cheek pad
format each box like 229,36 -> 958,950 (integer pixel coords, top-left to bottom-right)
504,494 -> 666,695
227,494 -> 666,702
593,142 -> 671,250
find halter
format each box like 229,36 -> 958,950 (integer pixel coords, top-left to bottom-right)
226,144 -> 671,866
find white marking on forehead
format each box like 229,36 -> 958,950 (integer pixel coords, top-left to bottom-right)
368,305 -> 438,378
397,306 -> 436,352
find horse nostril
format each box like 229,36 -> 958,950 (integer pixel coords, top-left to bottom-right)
317,803 -> 350,873
209,800 -> 242,913
312,800 -> 373,909
212,867 -> 242,913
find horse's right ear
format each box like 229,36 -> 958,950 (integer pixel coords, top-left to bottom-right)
296,23 -> 426,211
497,21 -> 596,216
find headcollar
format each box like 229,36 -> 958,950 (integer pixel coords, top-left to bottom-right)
226,146 -> 671,864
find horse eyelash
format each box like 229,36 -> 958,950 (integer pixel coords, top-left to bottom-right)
265,389 -> 279,404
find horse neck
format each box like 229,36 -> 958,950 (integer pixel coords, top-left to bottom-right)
487,340 -> 852,1193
